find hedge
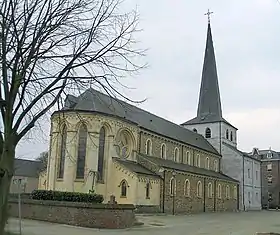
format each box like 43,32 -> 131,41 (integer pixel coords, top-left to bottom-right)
30,190 -> 104,203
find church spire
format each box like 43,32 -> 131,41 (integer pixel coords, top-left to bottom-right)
196,19 -> 222,121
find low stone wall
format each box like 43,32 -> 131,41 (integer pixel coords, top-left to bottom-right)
135,205 -> 161,214
8,198 -> 136,229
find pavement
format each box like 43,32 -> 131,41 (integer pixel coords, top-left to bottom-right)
6,210 -> 280,235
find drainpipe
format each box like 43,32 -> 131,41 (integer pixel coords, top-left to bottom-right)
242,155 -> 245,211
138,130 -> 142,153
203,178 -> 206,212
162,170 -> 166,213
214,180 -> 216,211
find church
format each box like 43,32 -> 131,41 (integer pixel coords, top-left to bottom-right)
39,21 -> 247,214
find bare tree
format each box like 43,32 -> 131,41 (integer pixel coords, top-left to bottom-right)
36,151 -> 48,172
0,0 -> 145,232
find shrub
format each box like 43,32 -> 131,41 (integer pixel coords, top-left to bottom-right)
30,190 -> 104,203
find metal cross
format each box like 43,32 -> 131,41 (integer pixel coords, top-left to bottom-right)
204,9 -> 213,23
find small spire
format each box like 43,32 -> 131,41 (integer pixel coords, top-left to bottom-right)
204,9 -> 213,24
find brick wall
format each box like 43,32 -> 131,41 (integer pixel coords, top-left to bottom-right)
8,199 -> 136,229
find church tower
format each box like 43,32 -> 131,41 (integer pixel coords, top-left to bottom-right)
181,19 -> 237,154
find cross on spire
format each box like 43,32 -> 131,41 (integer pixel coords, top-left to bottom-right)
204,9 -> 213,24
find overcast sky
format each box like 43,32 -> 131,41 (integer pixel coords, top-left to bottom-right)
17,0 -> 280,159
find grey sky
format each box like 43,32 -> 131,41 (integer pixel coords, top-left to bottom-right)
17,0 -> 280,159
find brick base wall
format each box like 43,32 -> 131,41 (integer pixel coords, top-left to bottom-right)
8,199 -> 136,229
135,205 -> 161,213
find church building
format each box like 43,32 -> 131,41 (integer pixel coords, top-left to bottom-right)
181,21 -> 261,211
39,21 -> 241,214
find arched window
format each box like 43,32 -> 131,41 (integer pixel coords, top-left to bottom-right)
161,144 -> 166,159
233,186 -> 237,200
193,128 -> 197,133
196,154 -> 200,167
174,148 -> 179,162
226,185 -> 230,199
170,178 -> 176,196
58,125 -> 67,179
206,157 -> 210,169
217,184 -> 222,199
76,124 -> 87,179
120,180 -> 128,197
184,179 -> 190,197
197,181 -> 202,198
214,160 -> 218,172
186,151 -> 190,165
230,131 -> 233,141
208,182 -> 213,198
97,127 -> 106,181
146,182 -> 150,199
205,128 -> 211,138
146,139 -> 152,155
226,129 -> 229,139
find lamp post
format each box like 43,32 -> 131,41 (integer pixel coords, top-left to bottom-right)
172,171 -> 176,215
13,178 -> 23,235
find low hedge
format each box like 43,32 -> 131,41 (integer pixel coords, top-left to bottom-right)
30,190 -> 104,203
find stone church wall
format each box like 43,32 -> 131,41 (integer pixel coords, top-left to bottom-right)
162,170 -> 238,214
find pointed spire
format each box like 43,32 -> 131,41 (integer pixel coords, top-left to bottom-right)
196,22 -> 222,121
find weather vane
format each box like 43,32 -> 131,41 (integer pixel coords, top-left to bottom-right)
204,9 -> 213,23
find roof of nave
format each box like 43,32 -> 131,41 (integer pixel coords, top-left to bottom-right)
222,142 -> 261,162
113,157 -> 160,177
14,158 -> 43,178
60,88 -> 219,156
138,153 -> 238,183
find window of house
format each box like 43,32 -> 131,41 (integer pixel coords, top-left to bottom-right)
208,182 -> 213,198
267,151 -> 272,159
206,157 -> 210,170
255,170 -> 258,180
146,182 -> 150,199
170,178 -> 176,196
205,128 -> 211,138
196,154 -> 200,167
233,186 -> 237,200
226,129 -> 229,139
146,139 -> 152,155
248,168 -> 251,178
217,184 -> 222,199
268,175 -> 272,183
120,180 -> 128,197
174,148 -> 179,162
256,192 -> 259,202
267,163 -> 272,171
248,192 -> 251,203
214,160 -> 218,172
186,151 -> 191,165
197,181 -> 202,198
161,144 -> 166,159
230,131 -> 233,141
226,185 -> 230,199
76,124 -> 87,179
58,125 -> 67,179
193,128 -> 197,133
97,126 -> 106,181
184,179 -> 190,197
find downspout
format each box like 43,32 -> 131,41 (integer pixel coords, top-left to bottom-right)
181,145 -> 184,163
214,180 -> 216,211
203,178 -> 206,212
242,155 -> 245,211
138,130 -> 142,153
162,170 -> 166,213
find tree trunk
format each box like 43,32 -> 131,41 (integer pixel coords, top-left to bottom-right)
0,147 -> 15,235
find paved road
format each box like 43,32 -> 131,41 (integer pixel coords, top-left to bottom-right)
6,211 -> 280,235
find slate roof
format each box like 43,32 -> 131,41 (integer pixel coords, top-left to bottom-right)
182,23 -> 237,130
249,149 -> 280,160
113,157 -> 159,177
138,153 -> 238,182
60,89 -> 219,155
14,158 -> 43,178
222,142 -> 261,162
